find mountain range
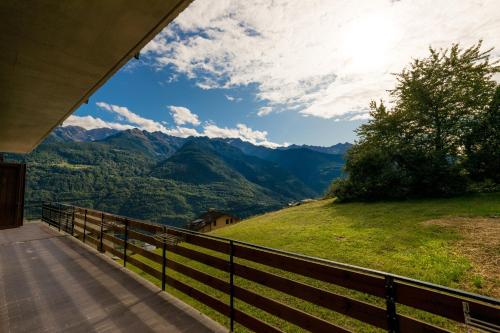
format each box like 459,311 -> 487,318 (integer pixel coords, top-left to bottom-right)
13,126 -> 351,226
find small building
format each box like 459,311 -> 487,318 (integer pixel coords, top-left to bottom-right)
187,209 -> 240,233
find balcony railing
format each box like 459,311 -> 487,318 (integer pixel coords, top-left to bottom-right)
41,202 -> 499,333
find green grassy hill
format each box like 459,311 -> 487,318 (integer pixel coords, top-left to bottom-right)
213,192 -> 500,297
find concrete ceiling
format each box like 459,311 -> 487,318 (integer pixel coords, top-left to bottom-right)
0,0 -> 192,153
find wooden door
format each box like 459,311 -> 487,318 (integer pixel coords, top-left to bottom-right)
0,162 -> 26,229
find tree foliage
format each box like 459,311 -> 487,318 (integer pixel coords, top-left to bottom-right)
329,42 -> 500,201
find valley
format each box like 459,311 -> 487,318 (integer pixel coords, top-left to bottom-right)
12,126 -> 349,226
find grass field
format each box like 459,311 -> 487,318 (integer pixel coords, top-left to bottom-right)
124,192 -> 500,332
214,192 -> 500,297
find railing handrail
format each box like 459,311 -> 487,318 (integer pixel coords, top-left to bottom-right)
41,202 -> 500,333
50,201 -> 499,306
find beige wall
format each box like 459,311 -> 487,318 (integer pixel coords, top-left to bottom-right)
198,215 -> 239,233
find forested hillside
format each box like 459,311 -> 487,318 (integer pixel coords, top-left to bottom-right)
11,126 -> 347,226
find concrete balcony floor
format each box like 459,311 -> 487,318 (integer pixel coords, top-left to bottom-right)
0,222 -> 226,333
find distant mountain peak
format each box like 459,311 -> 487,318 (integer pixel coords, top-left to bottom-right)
283,142 -> 352,155
51,126 -> 352,155
52,126 -> 120,142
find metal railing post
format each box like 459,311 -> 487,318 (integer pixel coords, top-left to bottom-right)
385,275 -> 399,333
229,240 -> 235,332
42,204 -> 46,224
161,227 -> 167,291
99,212 -> 104,252
123,219 -> 129,267
83,209 -> 87,243
65,209 -> 69,233
57,205 -> 61,232
47,204 -> 51,225
71,206 -> 75,236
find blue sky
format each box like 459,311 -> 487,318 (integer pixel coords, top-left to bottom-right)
73,64 -> 363,146
66,0 -> 500,147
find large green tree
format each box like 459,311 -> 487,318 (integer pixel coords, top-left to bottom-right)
329,42 -> 499,201
466,85 -> 500,183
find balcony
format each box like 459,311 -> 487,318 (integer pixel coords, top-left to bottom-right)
0,221 -> 225,333
2,203 -> 498,332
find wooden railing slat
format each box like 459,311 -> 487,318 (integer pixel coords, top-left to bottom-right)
398,316 -> 452,333
127,242 -> 163,264
233,310 -> 285,333
167,245 -> 229,272
74,213 -> 101,227
80,209 -> 101,219
102,243 -> 124,259
233,244 -> 386,297
103,233 -> 124,247
127,256 -> 162,280
396,282 -> 500,326
127,230 -> 162,247
164,275 -> 230,316
167,229 -> 230,254
233,262 -> 387,329
127,219 -> 163,233
166,260 -> 229,293
82,234 -> 100,247
74,220 -> 100,235
234,285 -> 351,333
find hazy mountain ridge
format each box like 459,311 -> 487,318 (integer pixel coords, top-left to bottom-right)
14,126 -> 349,226
55,126 -> 351,155
284,143 -> 352,155
52,126 -> 120,142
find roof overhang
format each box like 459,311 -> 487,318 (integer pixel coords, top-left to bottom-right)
0,0 -> 192,153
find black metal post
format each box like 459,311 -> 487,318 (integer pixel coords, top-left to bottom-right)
99,212 -> 104,252
65,210 -> 69,233
385,275 -> 399,333
161,227 -> 167,291
123,219 -> 129,267
42,204 -> 45,224
57,206 -> 61,232
229,240 -> 235,332
71,206 -> 75,236
83,209 -> 87,243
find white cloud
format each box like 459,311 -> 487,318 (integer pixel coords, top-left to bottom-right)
169,122 -> 283,147
349,113 -> 372,121
225,94 -> 242,102
167,126 -> 201,138
168,105 -> 201,126
62,115 -> 135,130
71,102 -> 283,147
96,102 -> 168,132
257,106 -> 272,117
202,123 -> 280,148
143,0 -> 500,120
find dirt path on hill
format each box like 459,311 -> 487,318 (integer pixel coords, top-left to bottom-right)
423,216 -> 500,298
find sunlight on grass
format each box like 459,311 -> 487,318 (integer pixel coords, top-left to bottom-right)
214,193 -> 500,294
